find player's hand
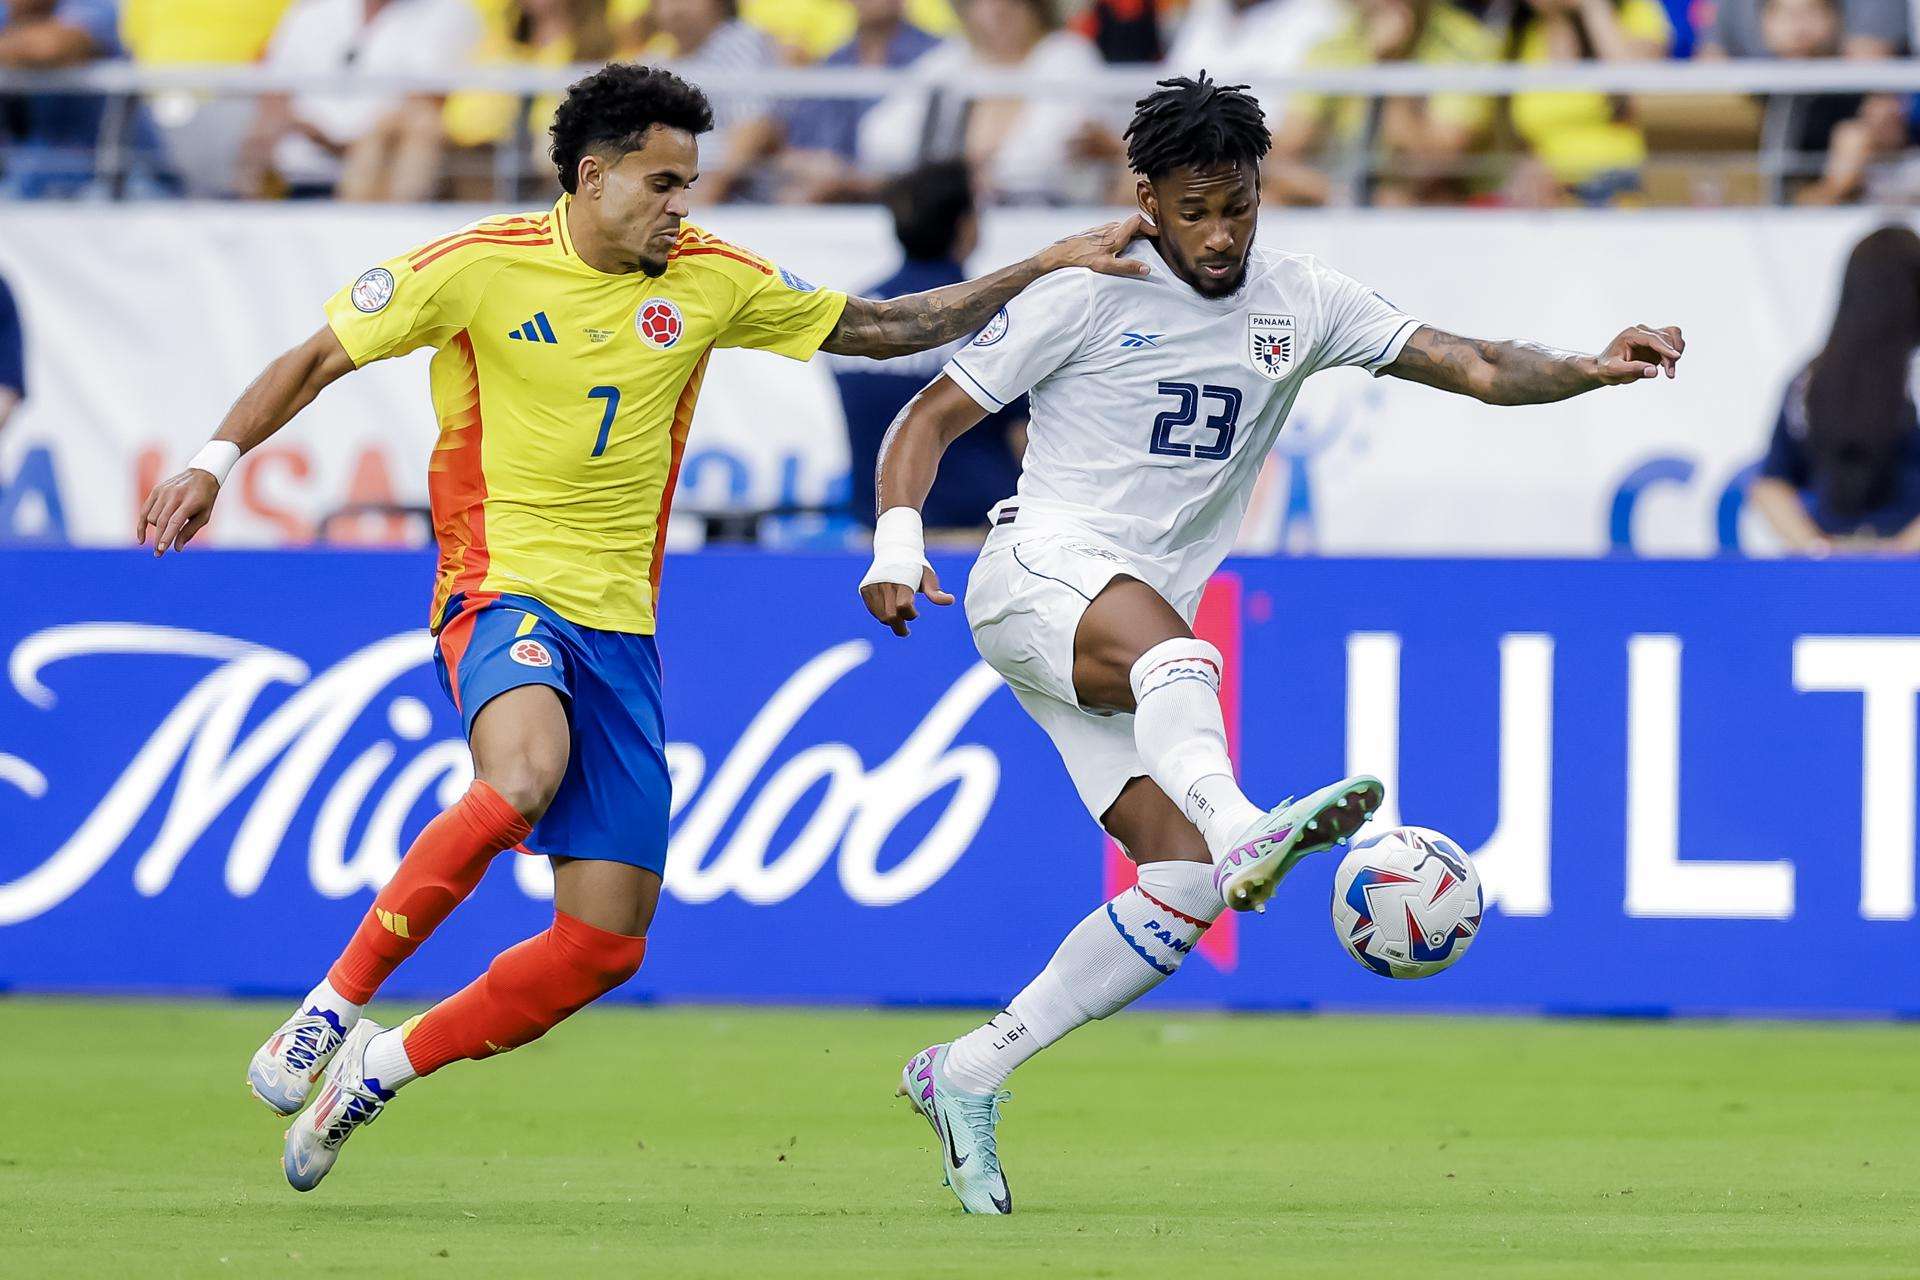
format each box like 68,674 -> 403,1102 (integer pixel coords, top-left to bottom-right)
1589,324 -> 1685,384
860,566 -> 954,638
138,468 -> 220,555
1043,214 -> 1153,280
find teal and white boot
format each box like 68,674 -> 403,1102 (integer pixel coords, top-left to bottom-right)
898,1043 -> 1012,1215
1214,774 -> 1385,913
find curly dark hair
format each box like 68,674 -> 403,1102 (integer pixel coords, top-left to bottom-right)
548,63 -> 715,194
1124,73 -> 1270,182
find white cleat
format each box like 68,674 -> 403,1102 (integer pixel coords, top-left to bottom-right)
1214,775 -> 1385,914
282,1020 -> 389,1193
249,1005 -> 355,1116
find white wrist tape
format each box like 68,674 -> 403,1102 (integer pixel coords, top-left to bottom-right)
860,506 -> 930,591
186,441 -> 242,487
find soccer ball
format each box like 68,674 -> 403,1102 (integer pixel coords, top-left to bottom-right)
1331,826 -> 1483,979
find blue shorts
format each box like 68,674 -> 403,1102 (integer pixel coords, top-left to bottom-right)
433,592 -> 670,873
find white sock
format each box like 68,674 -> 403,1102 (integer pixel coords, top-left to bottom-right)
942,860 -> 1222,1094
1129,638 -> 1265,860
299,978 -> 363,1037
361,1021 -> 419,1097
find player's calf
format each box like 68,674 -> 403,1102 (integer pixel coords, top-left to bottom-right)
1127,637 -> 1267,861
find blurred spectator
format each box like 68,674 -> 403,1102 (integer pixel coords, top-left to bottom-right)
859,0 -> 1114,204
0,0 -> 146,197
765,0 -> 940,204
1742,0 -> 1861,198
832,162 -> 1025,535
614,0 -> 958,58
642,0 -> 779,202
0,270 -> 22,433
441,0 -> 615,199
1794,92 -> 1917,203
1162,0 -> 1344,81
1498,0 -> 1673,207
238,0 -> 480,201
121,0 -> 290,197
1697,0 -> 1907,57
1070,0 -> 1164,61
1268,0 -> 1499,206
1750,226 -> 1920,554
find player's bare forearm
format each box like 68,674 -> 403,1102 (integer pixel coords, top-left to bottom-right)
820,215 -> 1151,358
874,375 -> 988,515
1383,323 -> 1685,406
139,326 -> 355,553
210,325 -> 358,452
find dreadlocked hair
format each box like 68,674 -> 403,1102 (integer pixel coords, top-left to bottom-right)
1124,72 -> 1270,181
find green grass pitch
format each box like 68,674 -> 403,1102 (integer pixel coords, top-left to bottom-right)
4,998 -> 1919,1278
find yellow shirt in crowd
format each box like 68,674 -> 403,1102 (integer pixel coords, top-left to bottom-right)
1509,0 -> 1674,186
120,0 -> 291,62
1292,4 -> 1502,148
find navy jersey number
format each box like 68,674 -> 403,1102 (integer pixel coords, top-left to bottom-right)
586,385 -> 620,457
1149,382 -> 1241,461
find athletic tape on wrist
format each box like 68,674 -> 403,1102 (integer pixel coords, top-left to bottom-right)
860,506 -> 929,590
187,441 -> 242,487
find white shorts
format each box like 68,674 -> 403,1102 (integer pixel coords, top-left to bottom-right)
965,524 -> 1163,821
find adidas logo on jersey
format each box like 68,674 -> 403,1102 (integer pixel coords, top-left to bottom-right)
507,312 -> 559,344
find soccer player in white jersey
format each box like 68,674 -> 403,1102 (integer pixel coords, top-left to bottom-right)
858,75 -> 1685,1215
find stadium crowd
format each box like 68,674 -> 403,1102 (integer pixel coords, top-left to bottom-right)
0,0 -> 1913,204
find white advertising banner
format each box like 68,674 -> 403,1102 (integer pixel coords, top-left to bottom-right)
0,204 -> 1904,553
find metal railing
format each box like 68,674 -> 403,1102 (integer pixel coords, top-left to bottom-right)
3,57 -> 1918,203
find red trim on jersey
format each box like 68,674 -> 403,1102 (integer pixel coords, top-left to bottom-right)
411,234 -> 553,273
429,332 -> 490,629
409,218 -> 548,263
667,244 -> 773,275
648,347 -> 712,616
436,607 -> 480,710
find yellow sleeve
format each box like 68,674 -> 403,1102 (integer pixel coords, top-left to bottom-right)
718,262 -> 849,361
323,242 -> 492,367
1621,0 -> 1675,47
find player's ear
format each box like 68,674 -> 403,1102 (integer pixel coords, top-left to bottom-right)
1135,177 -> 1159,235
576,153 -> 601,200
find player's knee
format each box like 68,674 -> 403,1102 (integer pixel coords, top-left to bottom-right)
482,749 -> 567,823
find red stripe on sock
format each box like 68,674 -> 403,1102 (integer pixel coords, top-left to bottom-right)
1133,883 -> 1212,930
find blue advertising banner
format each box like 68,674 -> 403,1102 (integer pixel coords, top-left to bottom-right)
1,549 -> 1916,1016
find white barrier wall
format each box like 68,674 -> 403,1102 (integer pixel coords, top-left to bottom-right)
0,204 -> 1904,553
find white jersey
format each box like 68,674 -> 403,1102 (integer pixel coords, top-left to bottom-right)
943,239 -> 1421,613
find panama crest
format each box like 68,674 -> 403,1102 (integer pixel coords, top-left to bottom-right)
1248,312 -> 1296,381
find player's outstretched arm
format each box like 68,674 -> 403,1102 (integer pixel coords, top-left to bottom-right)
821,216 -> 1151,360
858,375 -> 989,637
138,325 -> 356,554
1382,323 -> 1685,406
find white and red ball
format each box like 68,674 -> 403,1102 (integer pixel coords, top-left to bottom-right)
1331,826 -> 1483,979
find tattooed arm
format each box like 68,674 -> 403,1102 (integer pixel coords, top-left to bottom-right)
820,215 -> 1150,359
1382,323 -> 1685,406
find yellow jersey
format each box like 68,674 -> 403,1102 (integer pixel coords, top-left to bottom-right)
323,195 -> 847,635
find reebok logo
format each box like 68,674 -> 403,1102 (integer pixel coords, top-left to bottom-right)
507,311 -> 559,344
1119,331 -> 1162,349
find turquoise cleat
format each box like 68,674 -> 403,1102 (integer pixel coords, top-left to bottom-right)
897,1043 -> 1013,1215
1214,774 -> 1385,913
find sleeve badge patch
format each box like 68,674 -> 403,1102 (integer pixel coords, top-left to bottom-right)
351,268 -> 395,314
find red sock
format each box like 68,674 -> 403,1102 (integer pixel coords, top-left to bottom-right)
399,911 -> 647,1076
325,781 -> 532,1004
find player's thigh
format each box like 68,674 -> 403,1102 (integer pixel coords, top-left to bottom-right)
551,857 -> 662,938
1100,775 -> 1210,864
469,685 -> 572,820
1072,576 -> 1194,713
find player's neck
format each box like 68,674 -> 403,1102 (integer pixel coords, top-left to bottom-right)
565,199 -> 643,276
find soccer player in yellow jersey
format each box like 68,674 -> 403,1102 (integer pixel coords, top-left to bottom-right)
136,63 -> 1146,1192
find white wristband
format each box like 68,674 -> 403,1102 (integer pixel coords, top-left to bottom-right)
187,441 -> 242,487
860,506 -> 929,591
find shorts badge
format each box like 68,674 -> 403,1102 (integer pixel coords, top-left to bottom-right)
510,640 -> 553,668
